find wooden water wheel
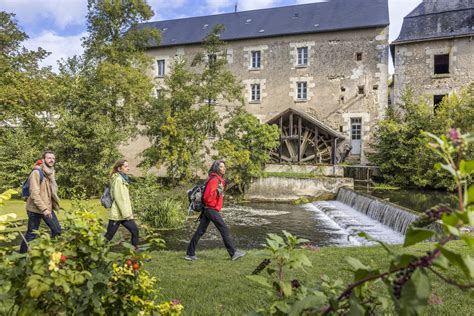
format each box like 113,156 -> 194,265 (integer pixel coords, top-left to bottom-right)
267,108 -> 345,165
270,127 -> 331,163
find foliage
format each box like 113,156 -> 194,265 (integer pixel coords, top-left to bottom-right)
0,12 -> 54,192
252,128 -> 474,315
131,175 -> 187,229
142,24 -> 244,184
0,202 -> 181,315
215,107 -> 280,192
370,89 -> 474,189
0,129 -> 44,192
49,0 -> 158,197
247,231 -> 312,315
0,12 -> 56,134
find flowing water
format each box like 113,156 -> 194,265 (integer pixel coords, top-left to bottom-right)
160,195 -> 410,251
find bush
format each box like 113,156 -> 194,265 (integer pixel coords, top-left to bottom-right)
370,89 -> 473,189
0,201 -> 182,315
131,176 -> 187,229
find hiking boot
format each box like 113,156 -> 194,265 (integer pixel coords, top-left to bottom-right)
184,255 -> 198,261
231,250 -> 246,261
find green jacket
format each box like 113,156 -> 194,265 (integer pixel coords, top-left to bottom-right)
109,173 -> 133,221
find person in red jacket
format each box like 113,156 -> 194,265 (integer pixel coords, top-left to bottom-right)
185,160 -> 246,261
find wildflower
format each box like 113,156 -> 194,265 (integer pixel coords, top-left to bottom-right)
448,128 -> 462,145
48,252 -> 62,271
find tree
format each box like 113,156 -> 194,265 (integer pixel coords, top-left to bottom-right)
369,88 -> 474,189
214,107 -> 280,192
142,25 -> 244,183
0,12 -> 56,191
50,0 -> 159,197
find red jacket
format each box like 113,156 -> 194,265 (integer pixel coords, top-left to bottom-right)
202,173 -> 225,211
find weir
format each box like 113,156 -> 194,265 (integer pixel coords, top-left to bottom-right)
335,187 -> 419,235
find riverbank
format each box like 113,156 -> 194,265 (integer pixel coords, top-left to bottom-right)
148,241 -> 472,315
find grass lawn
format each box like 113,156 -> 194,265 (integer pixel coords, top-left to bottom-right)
1,198 -> 108,221
147,241 -> 474,315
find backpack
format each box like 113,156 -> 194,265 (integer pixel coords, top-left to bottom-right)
21,169 -> 44,200
187,176 -> 220,213
101,186 -> 113,208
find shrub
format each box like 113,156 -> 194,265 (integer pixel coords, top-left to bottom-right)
370,89 -> 473,189
131,176 -> 187,229
0,201 -> 182,315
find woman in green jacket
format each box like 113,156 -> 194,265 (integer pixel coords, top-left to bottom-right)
104,159 -> 139,249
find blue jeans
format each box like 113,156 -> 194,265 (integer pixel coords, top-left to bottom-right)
19,210 -> 61,253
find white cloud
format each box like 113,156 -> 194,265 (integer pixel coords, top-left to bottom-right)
24,31 -> 86,72
2,0 -> 87,29
238,0 -> 277,11
148,0 -> 188,19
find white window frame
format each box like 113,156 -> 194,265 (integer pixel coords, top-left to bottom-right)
251,50 -> 261,69
296,81 -> 307,100
251,83 -> 261,102
157,59 -> 165,77
297,47 -> 308,66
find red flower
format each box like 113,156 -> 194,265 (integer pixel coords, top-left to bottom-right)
126,260 -> 133,266
448,128 -> 462,145
60,255 -> 67,263
133,263 -> 139,270
35,159 -> 43,166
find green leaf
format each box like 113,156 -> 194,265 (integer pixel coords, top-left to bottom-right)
467,184 -> 474,206
397,269 -> 431,315
246,275 -> 272,289
439,247 -> 474,278
346,257 -> 369,271
460,160 -> 474,176
289,293 -> 326,316
404,226 -> 434,247
432,254 -> 450,270
461,234 -> 474,249
348,293 -> 366,316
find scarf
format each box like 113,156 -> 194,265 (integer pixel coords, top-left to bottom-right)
119,172 -> 130,184
42,164 -> 60,206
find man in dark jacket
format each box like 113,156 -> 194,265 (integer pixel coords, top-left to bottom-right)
185,160 -> 246,261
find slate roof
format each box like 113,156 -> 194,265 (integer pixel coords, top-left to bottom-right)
392,0 -> 474,44
139,0 -> 389,48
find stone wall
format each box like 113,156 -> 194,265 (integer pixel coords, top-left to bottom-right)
393,37 -> 474,106
246,176 -> 354,202
264,164 -> 344,177
120,26 -> 389,169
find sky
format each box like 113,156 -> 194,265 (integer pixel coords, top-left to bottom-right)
1,0 -> 423,72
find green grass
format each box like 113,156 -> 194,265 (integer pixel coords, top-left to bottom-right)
146,242 -> 473,315
1,198 -> 107,221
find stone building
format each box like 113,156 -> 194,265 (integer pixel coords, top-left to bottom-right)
391,0 -> 474,108
124,0 -> 389,168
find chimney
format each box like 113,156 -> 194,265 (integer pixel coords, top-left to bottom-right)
234,3 -> 238,12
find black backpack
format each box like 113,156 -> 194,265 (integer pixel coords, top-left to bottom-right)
100,186 -> 113,208
187,176 -> 221,213
21,169 -> 44,200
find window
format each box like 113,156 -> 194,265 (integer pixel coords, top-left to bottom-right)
356,52 -> 363,61
358,85 -> 365,95
157,59 -> 165,77
297,81 -> 307,100
251,84 -> 261,102
433,94 -> 447,111
351,118 -> 362,140
434,54 -> 449,74
208,54 -> 217,64
207,98 -> 216,105
251,50 -> 261,68
297,47 -> 308,66
156,89 -> 162,98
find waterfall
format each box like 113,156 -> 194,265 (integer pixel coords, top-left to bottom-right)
336,187 -> 419,235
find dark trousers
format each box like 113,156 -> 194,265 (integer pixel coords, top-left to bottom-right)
104,219 -> 139,247
186,208 -> 236,257
19,210 -> 61,253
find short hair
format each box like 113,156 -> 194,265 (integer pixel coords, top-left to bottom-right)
42,150 -> 55,159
